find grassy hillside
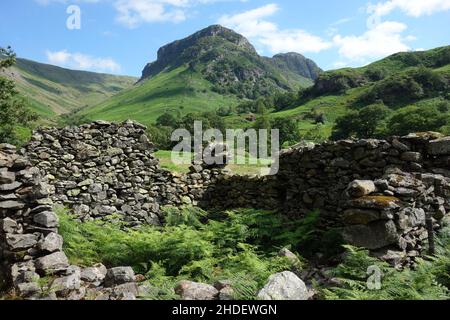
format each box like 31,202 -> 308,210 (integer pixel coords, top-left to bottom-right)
77,65 -> 242,126
76,25 -> 317,127
1,58 -> 136,118
243,46 -> 450,140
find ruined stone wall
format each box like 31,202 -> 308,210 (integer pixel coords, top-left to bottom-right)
21,122 -> 450,266
24,120 -> 165,227
0,143 -> 70,297
275,133 -> 450,264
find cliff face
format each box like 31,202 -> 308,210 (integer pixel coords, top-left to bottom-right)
271,52 -> 322,80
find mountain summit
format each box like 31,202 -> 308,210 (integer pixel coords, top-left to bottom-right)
140,25 -> 321,99
77,25 -> 322,126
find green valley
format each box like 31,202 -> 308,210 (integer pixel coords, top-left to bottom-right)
1,57 -> 136,119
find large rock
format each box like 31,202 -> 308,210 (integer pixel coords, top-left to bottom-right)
428,137 -> 450,155
38,232 -> 63,253
347,180 -> 376,198
33,211 -> 59,228
342,220 -> 399,250
257,271 -> 309,300
104,267 -> 135,287
51,266 -> 81,297
343,209 -> 382,225
35,252 -> 70,274
81,264 -> 107,284
6,234 -> 38,250
349,196 -> 400,210
0,171 -> 15,184
175,281 -> 219,300
0,200 -> 25,210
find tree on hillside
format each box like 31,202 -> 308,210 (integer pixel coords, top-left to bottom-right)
271,117 -> 301,146
385,105 -> 449,136
331,103 -> 390,140
156,112 -> 178,128
0,46 -> 37,144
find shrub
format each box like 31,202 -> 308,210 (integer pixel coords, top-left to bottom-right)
321,246 -> 449,300
331,103 -> 391,140
385,105 -> 448,136
57,206 -> 312,300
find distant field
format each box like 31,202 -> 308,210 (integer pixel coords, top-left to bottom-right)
155,150 -> 273,176
78,66 -> 241,127
2,58 -> 136,119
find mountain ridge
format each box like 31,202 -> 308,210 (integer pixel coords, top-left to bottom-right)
1,57 -> 137,118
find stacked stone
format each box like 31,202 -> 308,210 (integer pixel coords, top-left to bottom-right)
24,120 -> 163,227
277,133 -> 450,264
0,143 -> 70,298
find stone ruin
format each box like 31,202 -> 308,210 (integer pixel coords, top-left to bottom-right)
1,120 -> 449,299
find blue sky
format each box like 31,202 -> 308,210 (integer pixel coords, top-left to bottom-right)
1,0 -> 449,76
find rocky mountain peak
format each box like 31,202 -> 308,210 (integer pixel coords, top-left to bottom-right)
271,52 -> 322,80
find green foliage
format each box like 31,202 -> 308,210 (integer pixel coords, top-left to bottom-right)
156,112 -> 178,127
322,244 -> 450,300
359,67 -> 448,106
57,206 -> 317,300
271,117 -> 302,146
385,105 -> 449,136
331,103 -> 391,140
6,56 -> 135,120
0,46 -> 37,145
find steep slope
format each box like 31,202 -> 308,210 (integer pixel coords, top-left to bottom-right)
78,25 -> 320,125
270,45 -> 450,138
140,25 -> 318,98
1,58 -> 137,117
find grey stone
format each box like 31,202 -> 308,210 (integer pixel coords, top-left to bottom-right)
81,263 -> 107,283
257,271 -> 309,300
33,211 -> 59,228
0,171 -> 15,184
401,152 -> 422,162
0,200 -> 25,210
35,252 -> 70,274
175,281 -> 219,300
6,234 -> 38,250
38,232 -> 63,253
104,267 -> 135,287
347,180 -> 376,198
0,181 -> 22,191
428,137 -> 450,155
52,268 -> 81,296
17,282 -> 40,297
1,217 -> 18,233
343,220 -> 399,250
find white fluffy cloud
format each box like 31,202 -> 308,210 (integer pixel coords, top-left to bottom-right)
218,4 -> 332,54
368,0 -> 450,18
36,0 -> 242,27
46,50 -> 122,73
333,21 -> 413,63
113,0 -> 190,27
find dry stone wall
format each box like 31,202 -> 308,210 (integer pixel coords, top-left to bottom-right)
16,122 -> 450,266
24,120 -> 166,227
1,121 -> 450,298
276,133 -> 450,265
